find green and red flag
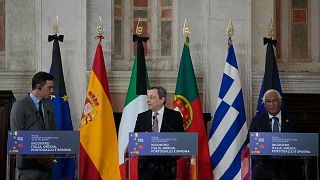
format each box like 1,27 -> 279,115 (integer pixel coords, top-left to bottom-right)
173,37 -> 213,180
118,35 -> 149,180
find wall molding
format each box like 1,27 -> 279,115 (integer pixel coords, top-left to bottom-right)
0,70 -> 35,99
87,70 -> 204,94
252,72 -> 320,96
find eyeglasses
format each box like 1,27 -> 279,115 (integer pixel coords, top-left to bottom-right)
265,99 -> 279,104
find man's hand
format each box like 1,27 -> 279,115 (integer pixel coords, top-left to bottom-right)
36,157 -> 56,168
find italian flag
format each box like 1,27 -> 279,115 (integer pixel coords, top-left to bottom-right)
173,37 -> 213,180
79,37 -> 121,179
118,35 -> 149,179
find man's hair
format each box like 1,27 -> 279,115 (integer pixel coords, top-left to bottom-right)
32,71 -> 54,90
148,86 -> 167,104
262,89 -> 282,103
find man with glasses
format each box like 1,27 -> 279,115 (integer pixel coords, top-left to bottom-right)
249,89 -> 304,180
250,89 -> 296,133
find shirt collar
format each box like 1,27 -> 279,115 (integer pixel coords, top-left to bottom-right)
29,93 -> 41,106
268,111 -> 281,120
153,105 -> 164,116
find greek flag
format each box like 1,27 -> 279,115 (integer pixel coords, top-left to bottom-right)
208,39 -> 248,179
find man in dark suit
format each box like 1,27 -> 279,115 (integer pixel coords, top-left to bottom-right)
134,86 -> 184,180
10,71 -> 56,180
249,89 -> 304,180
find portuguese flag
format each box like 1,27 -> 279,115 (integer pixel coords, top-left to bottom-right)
79,36 -> 121,180
173,37 -> 213,180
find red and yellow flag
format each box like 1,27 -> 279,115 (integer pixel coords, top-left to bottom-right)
79,37 -> 121,180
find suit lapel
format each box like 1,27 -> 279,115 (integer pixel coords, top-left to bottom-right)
146,110 -> 152,132
281,112 -> 290,132
25,95 -> 46,129
263,113 -> 272,132
160,108 -> 167,132
43,100 -> 49,129
25,95 -> 38,113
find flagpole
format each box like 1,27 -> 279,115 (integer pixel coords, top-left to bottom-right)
183,19 -> 191,45
136,17 -> 143,36
226,18 -> 234,46
267,19 -> 274,39
96,16 -> 104,44
52,16 -> 60,35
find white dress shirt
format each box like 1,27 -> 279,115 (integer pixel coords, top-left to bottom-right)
268,111 -> 282,132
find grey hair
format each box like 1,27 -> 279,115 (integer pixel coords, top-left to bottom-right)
262,89 -> 282,103
148,86 -> 167,104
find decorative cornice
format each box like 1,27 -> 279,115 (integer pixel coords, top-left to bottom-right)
0,70 -> 34,98
86,70 -> 204,94
252,72 -> 320,95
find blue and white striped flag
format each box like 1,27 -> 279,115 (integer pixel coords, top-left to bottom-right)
208,38 -> 249,179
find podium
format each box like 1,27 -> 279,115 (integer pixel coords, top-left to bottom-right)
125,132 -> 198,180
249,132 -> 319,179
6,131 -> 79,180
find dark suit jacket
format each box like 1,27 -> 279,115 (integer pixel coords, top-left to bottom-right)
10,94 -> 56,170
249,111 -> 296,133
249,112 -> 304,179
134,107 -> 184,180
134,107 -> 184,133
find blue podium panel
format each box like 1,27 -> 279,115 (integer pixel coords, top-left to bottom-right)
249,132 -> 319,180
6,131 -> 80,180
250,132 -> 318,156
129,132 -> 198,157
7,131 -> 79,155
125,132 -> 198,180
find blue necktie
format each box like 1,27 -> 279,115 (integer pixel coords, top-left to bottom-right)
39,101 -> 44,124
272,117 -> 279,132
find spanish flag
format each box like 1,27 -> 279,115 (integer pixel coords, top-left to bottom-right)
79,36 -> 121,180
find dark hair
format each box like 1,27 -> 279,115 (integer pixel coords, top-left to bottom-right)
148,86 -> 167,104
32,71 -> 54,90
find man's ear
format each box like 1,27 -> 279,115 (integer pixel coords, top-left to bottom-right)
161,97 -> 166,104
37,85 -> 42,90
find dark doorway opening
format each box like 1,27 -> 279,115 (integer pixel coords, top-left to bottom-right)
282,93 -> 320,133
283,93 -> 320,179
0,91 -> 15,180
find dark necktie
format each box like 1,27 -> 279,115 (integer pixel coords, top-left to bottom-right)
153,112 -> 159,132
272,117 -> 279,132
38,101 -> 44,124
